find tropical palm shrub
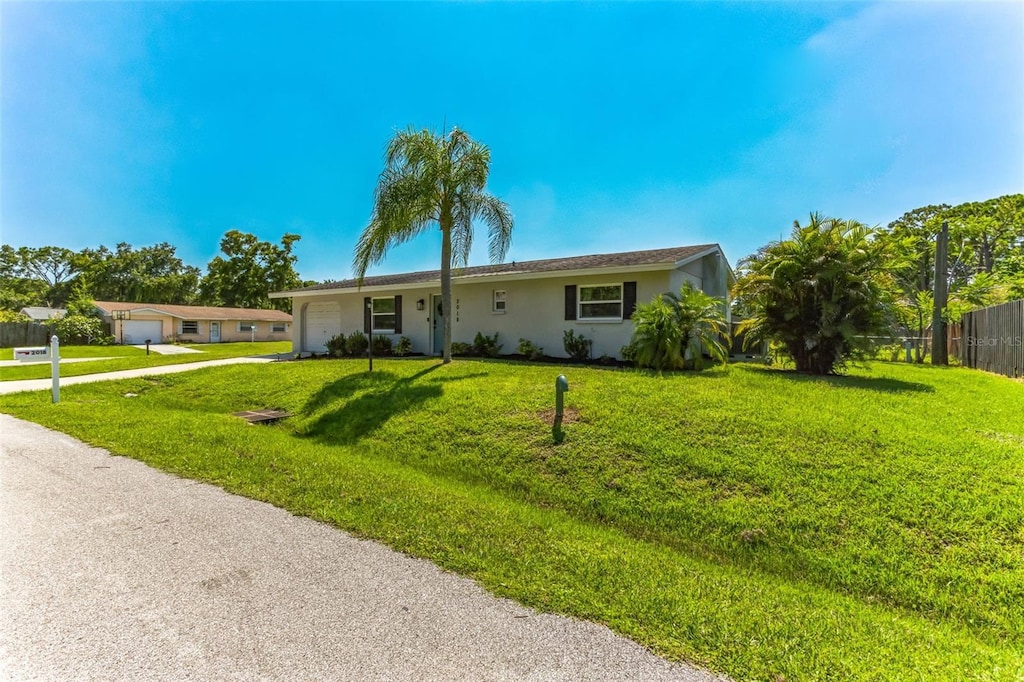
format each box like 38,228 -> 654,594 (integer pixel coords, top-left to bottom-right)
628,284 -> 728,371
733,213 -> 894,375
325,333 -> 348,358
630,296 -> 685,370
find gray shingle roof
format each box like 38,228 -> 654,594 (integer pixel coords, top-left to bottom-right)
281,244 -> 719,294
92,301 -> 292,322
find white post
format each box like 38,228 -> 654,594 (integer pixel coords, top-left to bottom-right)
51,335 -> 60,404
251,324 -> 256,343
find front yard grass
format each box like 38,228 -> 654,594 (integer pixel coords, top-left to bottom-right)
1,359 -> 1021,680
0,341 -> 292,381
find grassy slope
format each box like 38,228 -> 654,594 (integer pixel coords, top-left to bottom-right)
1,359 -> 1021,680
0,342 -> 292,381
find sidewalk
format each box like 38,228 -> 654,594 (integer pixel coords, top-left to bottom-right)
0,356 -> 276,395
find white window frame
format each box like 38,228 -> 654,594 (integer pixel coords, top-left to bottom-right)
181,320 -> 199,335
371,297 -> 396,333
578,283 -> 623,321
492,289 -> 507,314
271,322 -> 287,333
238,321 -> 256,332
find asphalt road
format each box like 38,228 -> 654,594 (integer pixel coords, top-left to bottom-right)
0,415 -> 723,681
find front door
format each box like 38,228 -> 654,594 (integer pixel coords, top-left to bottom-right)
210,321 -> 221,343
432,295 -> 444,355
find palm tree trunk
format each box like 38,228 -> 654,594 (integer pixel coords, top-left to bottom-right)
440,221 -> 453,364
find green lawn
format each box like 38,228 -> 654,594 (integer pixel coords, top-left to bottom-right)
1,359 -> 1021,680
0,342 -> 292,381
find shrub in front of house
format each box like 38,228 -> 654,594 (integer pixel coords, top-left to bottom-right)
372,334 -> 393,356
345,331 -> 369,356
517,338 -> 545,361
563,330 -> 591,362
472,331 -> 502,358
450,341 -> 473,356
325,333 -> 348,358
395,336 -> 413,356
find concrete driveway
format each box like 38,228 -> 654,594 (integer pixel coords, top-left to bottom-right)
0,415 -> 723,681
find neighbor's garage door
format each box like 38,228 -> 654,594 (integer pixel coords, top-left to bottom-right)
304,302 -> 341,353
122,320 -> 163,345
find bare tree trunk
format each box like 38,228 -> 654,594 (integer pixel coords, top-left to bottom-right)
440,221 -> 453,364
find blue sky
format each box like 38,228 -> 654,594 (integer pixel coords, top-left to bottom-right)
2,2 -> 1022,283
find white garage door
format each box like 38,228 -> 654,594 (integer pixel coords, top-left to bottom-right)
304,302 -> 341,353
123,320 -> 163,345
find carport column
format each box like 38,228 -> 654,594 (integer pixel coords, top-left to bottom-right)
51,335 -> 60,404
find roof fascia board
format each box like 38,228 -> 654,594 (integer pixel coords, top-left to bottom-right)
274,262 -> 675,298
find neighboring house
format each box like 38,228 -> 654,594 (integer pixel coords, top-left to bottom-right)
92,301 -> 292,345
270,244 -> 733,359
20,307 -> 66,323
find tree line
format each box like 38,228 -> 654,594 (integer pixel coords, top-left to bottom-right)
0,230 -> 306,318
733,194 -> 1024,373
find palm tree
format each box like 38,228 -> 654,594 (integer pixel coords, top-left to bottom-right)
666,282 -> 730,368
353,127 -> 513,363
733,213 -> 894,374
630,283 -> 729,371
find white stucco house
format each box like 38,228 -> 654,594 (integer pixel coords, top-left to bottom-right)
270,244 -> 733,360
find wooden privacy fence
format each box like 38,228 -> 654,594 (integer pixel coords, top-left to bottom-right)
0,322 -> 50,348
960,299 -> 1024,378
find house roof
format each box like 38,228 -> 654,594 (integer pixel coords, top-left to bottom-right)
20,306 -> 66,321
92,301 -> 292,322
273,244 -> 723,296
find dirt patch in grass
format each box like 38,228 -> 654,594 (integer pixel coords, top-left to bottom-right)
537,406 -> 581,425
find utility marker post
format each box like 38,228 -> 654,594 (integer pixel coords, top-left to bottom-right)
51,335 -> 60,404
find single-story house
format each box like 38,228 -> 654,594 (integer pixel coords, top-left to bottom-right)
20,306 -> 66,323
92,301 -> 293,345
270,244 -> 734,359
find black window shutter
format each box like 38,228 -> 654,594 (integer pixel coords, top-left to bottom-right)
363,297 -> 371,334
623,281 -> 637,319
565,285 -> 577,321
394,295 -> 402,334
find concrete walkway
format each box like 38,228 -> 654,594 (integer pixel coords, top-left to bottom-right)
132,343 -> 204,355
0,356 -> 276,395
0,415 -> 722,681
0,356 -> 115,368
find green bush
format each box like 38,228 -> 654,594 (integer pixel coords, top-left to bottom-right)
450,341 -> 473,356
395,336 -> 413,356
563,330 -> 591,361
518,338 -> 545,361
345,331 -> 369,356
472,331 -> 502,358
372,335 -> 393,356
325,334 -> 348,358
52,314 -> 103,345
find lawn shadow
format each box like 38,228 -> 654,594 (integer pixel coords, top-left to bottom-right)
299,364 -> 487,444
764,369 -> 935,394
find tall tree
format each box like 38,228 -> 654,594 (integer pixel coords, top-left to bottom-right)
353,126 -> 514,363
77,242 -> 201,304
0,245 -> 78,309
733,214 -> 895,375
201,231 -> 301,312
